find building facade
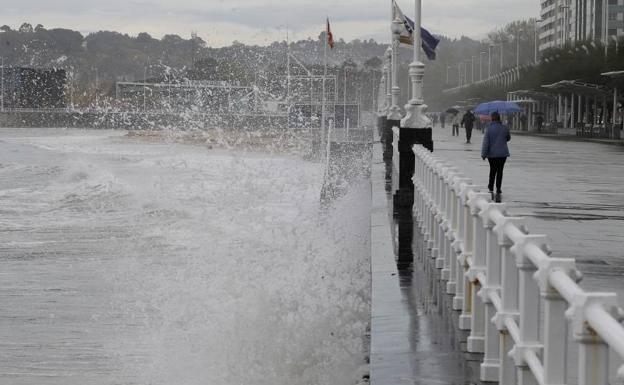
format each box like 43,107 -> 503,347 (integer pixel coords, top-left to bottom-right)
539,0 -> 624,52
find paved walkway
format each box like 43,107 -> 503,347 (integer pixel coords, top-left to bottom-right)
432,125 -> 624,303
370,134 -> 483,385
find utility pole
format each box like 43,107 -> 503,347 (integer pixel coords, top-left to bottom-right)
1,56 -> 4,112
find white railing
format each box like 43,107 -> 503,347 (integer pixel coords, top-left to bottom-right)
410,144 -> 624,385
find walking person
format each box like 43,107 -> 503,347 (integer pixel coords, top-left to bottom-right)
461,110 -> 476,143
451,113 -> 461,136
481,111 -> 511,203
440,113 -> 446,128
536,114 -> 544,131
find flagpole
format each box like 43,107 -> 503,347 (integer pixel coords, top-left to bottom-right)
321,18 -> 328,157
286,25 -> 291,129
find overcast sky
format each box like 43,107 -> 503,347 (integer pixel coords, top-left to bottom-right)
1,0 -> 538,46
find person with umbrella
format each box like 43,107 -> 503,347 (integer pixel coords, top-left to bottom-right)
481,111 -> 511,203
446,106 -> 460,135
460,110 -> 476,143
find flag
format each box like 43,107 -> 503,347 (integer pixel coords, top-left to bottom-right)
392,0 -> 440,60
420,26 -> 440,60
326,18 -> 335,49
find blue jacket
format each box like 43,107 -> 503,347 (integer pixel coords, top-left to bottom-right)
481,121 -> 511,158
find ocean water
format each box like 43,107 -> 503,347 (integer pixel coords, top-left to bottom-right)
0,128 -> 371,385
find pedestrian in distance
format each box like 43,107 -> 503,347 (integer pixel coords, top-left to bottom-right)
481,111 -> 511,203
461,110 -> 476,143
440,113 -> 446,128
451,113 -> 461,136
536,114 -> 544,131
520,114 -> 527,131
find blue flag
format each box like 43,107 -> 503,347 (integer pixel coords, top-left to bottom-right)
403,16 -> 440,60
392,0 -> 440,60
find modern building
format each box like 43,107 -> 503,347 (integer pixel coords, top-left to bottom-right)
539,0 -> 624,52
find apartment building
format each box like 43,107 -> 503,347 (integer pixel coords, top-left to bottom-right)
539,0 -> 624,52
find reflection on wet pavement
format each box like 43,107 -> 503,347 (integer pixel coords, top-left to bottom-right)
370,138 -> 482,385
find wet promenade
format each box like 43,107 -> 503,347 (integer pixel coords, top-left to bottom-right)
433,126 -> 624,303
370,126 -> 624,384
370,135 -> 483,385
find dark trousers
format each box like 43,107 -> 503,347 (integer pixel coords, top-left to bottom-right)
452,124 -> 459,136
465,127 -> 473,142
488,157 -> 507,193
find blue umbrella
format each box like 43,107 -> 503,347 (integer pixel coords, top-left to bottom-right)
474,100 -> 523,115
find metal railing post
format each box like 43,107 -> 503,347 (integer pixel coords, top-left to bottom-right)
459,184 -> 477,331
570,293 -> 617,385
442,171 -> 457,284
480,203 -> 505,381
578,337 -> 609,385
495,217 -> 524,385
542,296 -> 568,383
452,181 -> 466,310
466,192 -> 490,353
511,234 -> 546,385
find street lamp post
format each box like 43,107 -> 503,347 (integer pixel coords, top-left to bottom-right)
396,0 -> 433,266
401,0 -> 431,131
388,18 -> 403,121
343,66 -> 348,129
458,63 -> 462,87
385,47 -> 392,116
379,65 -> 387,115
516,30 -> 521,68
143,56 -> 151,111
471,56 -> 475,84
488,44 -> 493,79
500,42 -> 504,72
480,52 -> 486,81
1,56 -> 4,112
69,65 -> 74,110
94,67 -> 99,109
603,0 -> 609,58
